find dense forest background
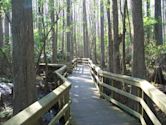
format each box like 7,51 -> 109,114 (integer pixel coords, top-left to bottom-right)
0,0 -> 166,123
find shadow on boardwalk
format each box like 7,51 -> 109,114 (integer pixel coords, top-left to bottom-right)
68,65 -> 140,125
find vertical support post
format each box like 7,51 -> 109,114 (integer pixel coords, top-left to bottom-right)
141,90 -> 144,118
64,90 -> 70,123
98,73 -> 103,98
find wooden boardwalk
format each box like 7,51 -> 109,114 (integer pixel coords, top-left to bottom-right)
68,64 -> 140,125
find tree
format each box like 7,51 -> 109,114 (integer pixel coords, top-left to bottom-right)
154,0 -> 163,45
12,0 -> 36,114
4,12 -> 10,44
92,0 -> 97,64
121,0 -> 127,74
146,0 -> 150,43
66,0 -> 71,61
107,0 -> 113,72
131,0 -> 146,79
62,5 -> 65,55
112,0 -> 120,73
83,0 -> 89,58
50,0 -> 57,63
100,0 -> 105,68
0,14 -> 3,47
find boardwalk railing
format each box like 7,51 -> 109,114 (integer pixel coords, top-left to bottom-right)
76,58 -> 166,125
4,64 -> 72,125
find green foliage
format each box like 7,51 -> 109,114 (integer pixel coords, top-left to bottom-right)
145,42 -> 166,68
0,0 -> 11,13
0,44 -> 11,62
143,17 -> 157,27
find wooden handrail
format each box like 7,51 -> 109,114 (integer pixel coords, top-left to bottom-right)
4,64 -> 72,125
80,58 -> 166,125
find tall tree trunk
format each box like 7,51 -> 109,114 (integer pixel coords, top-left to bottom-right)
154,0 -> 163,45
55,21 -> 58,62
73,6 -> 77,57
50,0 -> 56,63
131,0 -> 146,113
93,0 -> 97,64
5,12 -> 10,45
0,15 -> 3,47
146,0 -> 150,43
83,0 -> 89,58
71,5 -> 74,60
126,3 -> 132,43
112,0 -> 120,74
12,0 -> 36,114
162,0 -> 165,41
122,0 -> 127,74
62,8 -> 65,56
66,0 -> 71,61
107,0 -> 113,72
131,0 -> 146,79
100,0 -> 105,68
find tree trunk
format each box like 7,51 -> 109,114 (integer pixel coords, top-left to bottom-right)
100,0 -> 105,68
122,0 -> 127,74
0,15 -> 3,47
112,0 -> 120,74
66,0 -> 71,62
55,22 -> 58,62
107,0 -> 113,72
146,0 -> 150,43
50,0 -> 56,63
71,6 -> 74,60
12,0 -> 36,114
83,0 -> 89,58
62,8 -> 65,56
154,0 -> 163,45
93,0 -> 97,64
131,0 -> 146,79
5,12 -> 10,45
131,0 -> 146,113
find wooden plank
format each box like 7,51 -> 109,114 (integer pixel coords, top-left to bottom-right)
39,63 -> 64,67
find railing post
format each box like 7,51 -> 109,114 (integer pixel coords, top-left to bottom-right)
98,73 -> 104,98
64,90 -> 70,124
141,90 -> 144,119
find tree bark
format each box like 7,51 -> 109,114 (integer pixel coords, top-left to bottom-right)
71,5 -> 74,60
62,8 -> 65,56
67,0 -> 71,62
122,0 -> 127,74
93,0 -> 97,64
5,12 -> 10,45
131,0 -> 146,79
100,0 -> 105,68
0,15 -> 3,47
12,0 -> 36,114
146,0 -> 150,43
154,0 -> 163,45
83,0 -> 89,58
107,0 -> 113,72
112,0 -> 120,74
50,0 -> 57,63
